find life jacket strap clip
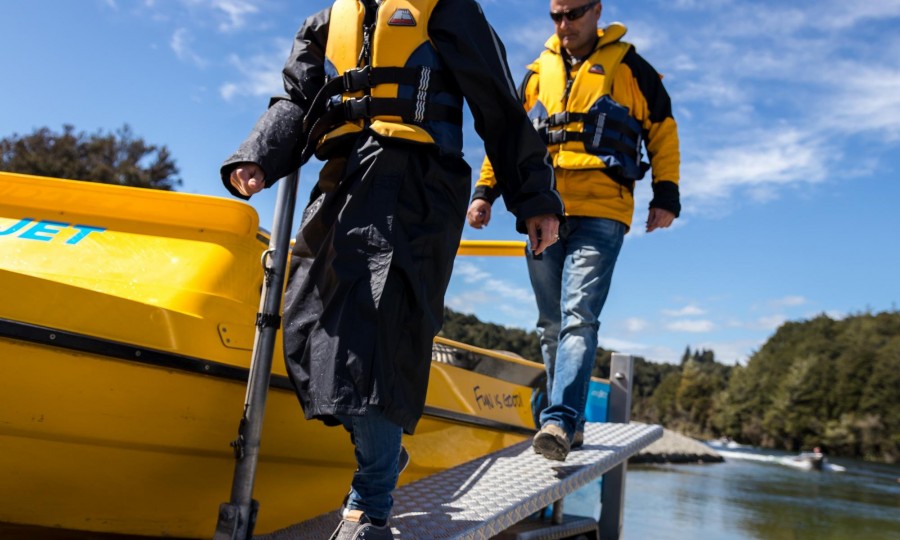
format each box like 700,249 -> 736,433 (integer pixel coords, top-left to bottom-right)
344,95 -> 372,120
548,111 -> 575,126
546,129 -> 575,144
342,65 -> 373,93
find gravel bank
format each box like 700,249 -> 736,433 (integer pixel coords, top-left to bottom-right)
629,428 -> 724,464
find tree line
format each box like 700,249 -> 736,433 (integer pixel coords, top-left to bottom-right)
1,125 -> 180,190
441,307 -> 899,464
4,126 -> 895,463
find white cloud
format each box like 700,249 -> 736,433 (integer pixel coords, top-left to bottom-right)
454,260 -> 491,284
448,260 -> 535,309
211,0 -> 259,32
823,0 -> 900,29
690,338 -> 761,365
663,304 -> 706,317
770,295 -> 806,308
757,314 -> 787,331
171,28 -> 207,67
597,338 -> 685,365
220,46 -> 287,101
627,0 -> 900,219
482,278 -> 535,304
825,66 -> 900,141
446,290 -> 491,312
179,0 -> 259,32
598,336 -> 651,353
683,129 -> 830,206
666,319 -> 715,333
623,317 -> 647,333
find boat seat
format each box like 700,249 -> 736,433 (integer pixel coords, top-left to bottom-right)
256,422 -> 662,540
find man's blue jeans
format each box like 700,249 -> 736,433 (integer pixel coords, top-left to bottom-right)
526,217 -> 626,441
337,407 -> 403,522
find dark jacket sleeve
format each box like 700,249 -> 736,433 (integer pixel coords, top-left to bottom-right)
621,48 -> 681,217
220,8 -> 331,199
430,0 -> 563,232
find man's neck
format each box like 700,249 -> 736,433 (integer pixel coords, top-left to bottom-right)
564,34 -> 599,63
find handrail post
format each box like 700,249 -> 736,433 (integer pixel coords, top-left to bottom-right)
213,170 -> 300,540
599,353 -> 634,540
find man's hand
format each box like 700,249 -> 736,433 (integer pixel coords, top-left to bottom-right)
229,162 -> 266,198
466,199 -> 493,229
646,208 -> 675,233
526,213 -> 560,256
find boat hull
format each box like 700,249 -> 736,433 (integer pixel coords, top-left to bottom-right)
0,329 -> 533,537
0,171 -> 538,537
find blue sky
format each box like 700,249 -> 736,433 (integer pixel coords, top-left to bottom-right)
2,0 -> 899,365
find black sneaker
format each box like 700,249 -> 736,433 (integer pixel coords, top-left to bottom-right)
328,509 -> 393,540
398,444 -> 410,475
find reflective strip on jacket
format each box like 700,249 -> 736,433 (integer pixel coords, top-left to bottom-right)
318,0 -> 464,156
531,23 -> 645,180
476,24 -> 681,230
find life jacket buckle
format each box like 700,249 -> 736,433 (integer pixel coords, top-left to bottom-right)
546,129 -> 566,144
548,111 -> 570,126
344,95 -> 372,120
343,66 -> 373,93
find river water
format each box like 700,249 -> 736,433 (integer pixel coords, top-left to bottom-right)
619,444 -> 900,540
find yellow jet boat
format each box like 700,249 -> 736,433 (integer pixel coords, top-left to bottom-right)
0,172 -> 550,538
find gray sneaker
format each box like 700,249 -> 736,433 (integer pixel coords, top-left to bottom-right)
572,430 -> 584,449
328,509 -> 394,540
532,423 -> 570,461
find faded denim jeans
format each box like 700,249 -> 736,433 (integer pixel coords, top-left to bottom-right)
526,216 -> 626,441
336,407 -> 403,522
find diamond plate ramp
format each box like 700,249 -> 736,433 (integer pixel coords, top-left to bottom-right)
257,422 -> 662,540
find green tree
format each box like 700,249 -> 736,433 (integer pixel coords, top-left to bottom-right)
439,307 -> 541,361
716,311 -> 900,462
649,371 -> 681,425
440,305 -> 899,463
763,354 -> 827,451
1,124 -> 181,190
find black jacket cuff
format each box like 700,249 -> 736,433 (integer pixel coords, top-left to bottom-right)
650,180 -> 681,217
471,184 -> 501,204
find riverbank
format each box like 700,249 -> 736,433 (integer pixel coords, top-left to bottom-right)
629,428 -> 723,464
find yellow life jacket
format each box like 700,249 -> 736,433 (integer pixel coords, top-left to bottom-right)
530,24 -> 648,182
307,0 -> 463,159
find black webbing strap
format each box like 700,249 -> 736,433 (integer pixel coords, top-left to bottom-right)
544,129 -> 640,160
301,95 -> 462,163
256,312 -> 282,329
545,111 -> 641,141
303,66 -> 456,132
298,65 -> 460,164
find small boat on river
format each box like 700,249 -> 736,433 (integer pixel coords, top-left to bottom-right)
0,172 -> 559,538
788,449 -> 825,471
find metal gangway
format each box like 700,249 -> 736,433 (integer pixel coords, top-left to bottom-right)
256,355 -> 661,540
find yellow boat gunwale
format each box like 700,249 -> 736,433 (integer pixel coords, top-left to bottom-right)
0,171 -> 260,238
0,172 -> 606,537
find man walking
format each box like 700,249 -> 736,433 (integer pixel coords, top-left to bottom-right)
467,0 -> 681,462
222,0 -> 563,537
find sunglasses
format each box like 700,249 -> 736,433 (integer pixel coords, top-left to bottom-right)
549,1 -> 599,23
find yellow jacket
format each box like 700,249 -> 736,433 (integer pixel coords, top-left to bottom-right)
475,24 -> 680,230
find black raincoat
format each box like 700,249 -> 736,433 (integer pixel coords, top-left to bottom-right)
221,0 -> 564,434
